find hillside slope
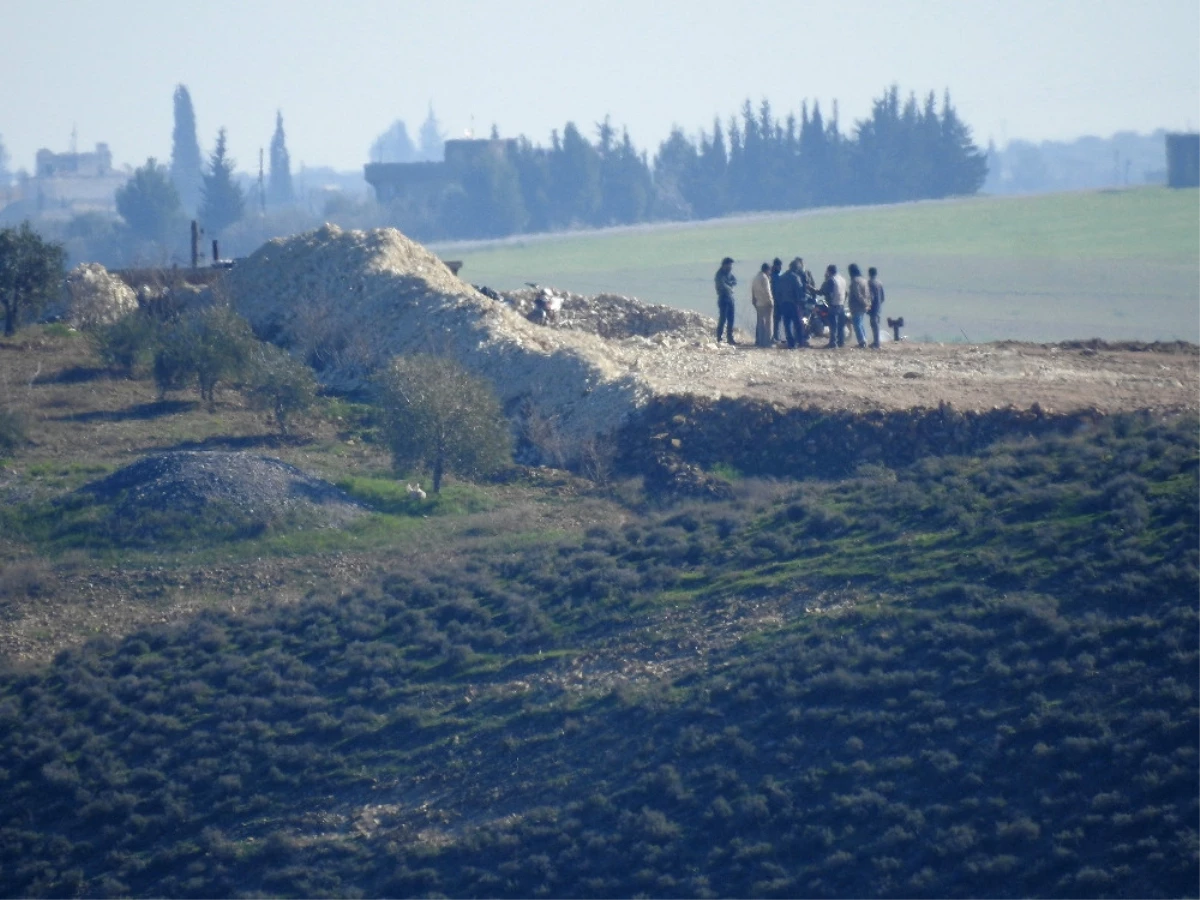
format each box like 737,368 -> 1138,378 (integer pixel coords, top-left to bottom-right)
0,409 -> 1195,898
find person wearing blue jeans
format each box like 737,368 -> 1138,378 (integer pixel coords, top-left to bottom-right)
847,263 -> 871,348
819,264 -> 848,348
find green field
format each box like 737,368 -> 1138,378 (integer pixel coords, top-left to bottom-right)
434,187 -> 1200,343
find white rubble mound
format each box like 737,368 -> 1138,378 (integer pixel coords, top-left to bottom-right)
63,263 -> 138,330
224,224 -> 670,448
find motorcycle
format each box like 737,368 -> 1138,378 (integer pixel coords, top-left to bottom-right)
803,298 -> 851,343
526,283 -> 565,326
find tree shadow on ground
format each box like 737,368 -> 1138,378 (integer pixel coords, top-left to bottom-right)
162,433 -> 310,453
55,400 -> 196,423
34,366 -> 110,385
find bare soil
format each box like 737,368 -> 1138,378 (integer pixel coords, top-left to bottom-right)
627,338 -> 1199,414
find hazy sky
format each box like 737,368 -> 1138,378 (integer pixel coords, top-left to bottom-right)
2,0 -> 1197,176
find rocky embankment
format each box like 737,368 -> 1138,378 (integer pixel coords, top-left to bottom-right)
223,225 -> 669,453
220,225 -> 1197,480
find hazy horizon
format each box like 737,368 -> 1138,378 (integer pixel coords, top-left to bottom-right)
1,0 -> 1197,177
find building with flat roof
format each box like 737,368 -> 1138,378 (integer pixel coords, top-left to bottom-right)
1,142 -> 130,223
1166,133 -> 1199,188
364,138 -> 515,206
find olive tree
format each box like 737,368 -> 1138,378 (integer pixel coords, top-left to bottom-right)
377,354 -> 511,493
245,342 -> 318,434
153,306 -> 256,407
0,223 -> 66,336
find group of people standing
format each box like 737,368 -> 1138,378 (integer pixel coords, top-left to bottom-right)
714,256 -> 886,350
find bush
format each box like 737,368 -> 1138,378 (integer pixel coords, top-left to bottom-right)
91,311 -> 159,377
245,343 -> 318,434
0,407 -> 27,455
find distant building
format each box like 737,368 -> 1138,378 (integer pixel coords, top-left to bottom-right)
364,138 -> 515,206
1165,133 -> 1200,188
36,142 -> 114,178
0,142 -> 129,224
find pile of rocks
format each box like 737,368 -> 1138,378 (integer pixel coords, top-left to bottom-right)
497,287 -> 713,345
76,451 -> 365,534
223,225 -> 666,459
61,263 -> 137,330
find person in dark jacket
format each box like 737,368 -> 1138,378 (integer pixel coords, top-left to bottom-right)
868,266 -> 885,349
776,258 -> 809,348
714,257 -> 737,344
769,258 -> 784,342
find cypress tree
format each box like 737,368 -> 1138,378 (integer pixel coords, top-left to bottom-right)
651,128 -> 700,219
0,133 -> 10,185
267,111 -> 294,207
936,91 -> 988,197
419,105 -> 445,162
169,85 -> 203,215
199,128 -> 245,235
548,122 -> 601,227
370,120 -> 417,163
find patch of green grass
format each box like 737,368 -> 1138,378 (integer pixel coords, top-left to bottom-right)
335,475 -> 499,517
41,323 -> 80,339
708,462 -> 741,482
25,460 -> 111,480
437,188 -> 1199,342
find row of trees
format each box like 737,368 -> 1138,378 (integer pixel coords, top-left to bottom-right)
61,84 -> 987,260
655,88 -> 988,214
90,303 -> 509,491
166,85 -> 293,227
388,87 -> 987,239
370,108 -> 446,164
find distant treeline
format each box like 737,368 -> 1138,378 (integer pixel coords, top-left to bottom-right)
985,130 -> 1171,194
391,86 -> 989,240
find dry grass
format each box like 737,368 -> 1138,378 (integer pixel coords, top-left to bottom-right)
0,326 -> 626,665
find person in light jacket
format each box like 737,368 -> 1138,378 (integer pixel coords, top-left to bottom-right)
751,262 -> 775,348
847,263 -> 871,349
820,264 -> 848,348
868,266 -> 885,349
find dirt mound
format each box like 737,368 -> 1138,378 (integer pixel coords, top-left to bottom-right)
500,287 -> 712,344
61,263 -> 138,330
76,451 -> 365,537
224,225 -> 652,458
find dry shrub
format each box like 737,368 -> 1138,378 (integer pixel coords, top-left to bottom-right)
0,559 -> 59,601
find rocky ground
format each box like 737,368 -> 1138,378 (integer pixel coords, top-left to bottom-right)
618,337 -> 1198,414
508,285 -> 1197,415
222,226 -> 1196,456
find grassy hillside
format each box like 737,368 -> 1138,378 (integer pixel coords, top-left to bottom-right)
436,188 -> 1200,343
0,329 -> 1196,898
